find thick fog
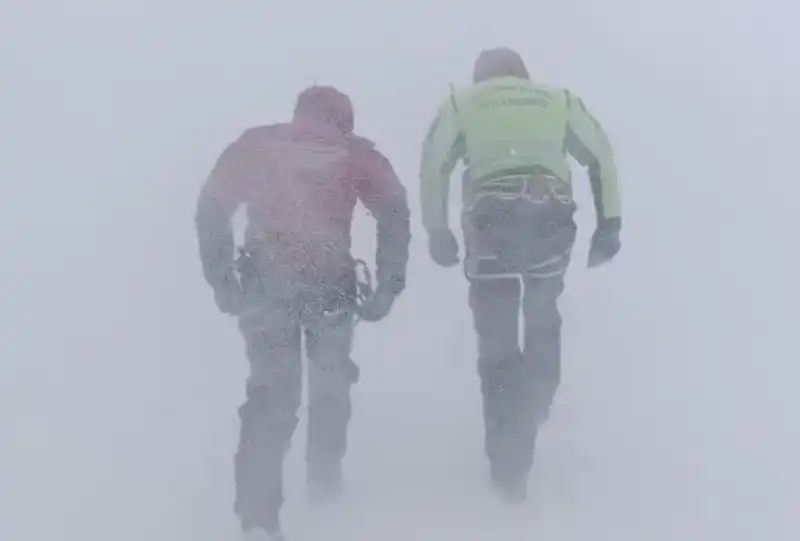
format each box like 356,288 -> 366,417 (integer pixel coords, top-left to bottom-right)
3,2 -> 798,540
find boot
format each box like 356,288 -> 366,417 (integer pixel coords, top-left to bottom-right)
239,510 -> 284,541
307,458 -> 344,504
241,527 -> 287,541
490,467 -> 528,504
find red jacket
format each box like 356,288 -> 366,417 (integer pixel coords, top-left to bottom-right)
195,119 -> 410,294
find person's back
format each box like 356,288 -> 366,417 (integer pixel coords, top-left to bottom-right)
198,89 -> 407,287
420,48 -> 620,259
448,77 -> 604,196
236,120 -> 356,257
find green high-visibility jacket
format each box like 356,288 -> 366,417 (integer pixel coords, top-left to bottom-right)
419,76 -> 620,233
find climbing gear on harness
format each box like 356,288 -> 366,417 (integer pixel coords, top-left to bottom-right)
318,258 -> 373,323
232,248 -> 375,323
468,173 -> 574,209
234,246 -> 251,274
351,258 -> 374,324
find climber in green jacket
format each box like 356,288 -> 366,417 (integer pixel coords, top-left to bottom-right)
419,47 -> 622,503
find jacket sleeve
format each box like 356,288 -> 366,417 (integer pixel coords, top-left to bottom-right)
564,92 -> 621,228
194,136 -> 250,287
419,94 -> 465,234
353,144 -> 411,296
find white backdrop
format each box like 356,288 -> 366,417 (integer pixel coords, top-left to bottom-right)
2,2 -> 798,540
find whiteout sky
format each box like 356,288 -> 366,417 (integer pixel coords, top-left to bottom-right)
2,2 -> 799,541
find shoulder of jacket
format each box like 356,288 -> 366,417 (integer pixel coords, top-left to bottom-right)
347,134 -> 376,149
559,87 -> 588,108
233,124 -> 286,149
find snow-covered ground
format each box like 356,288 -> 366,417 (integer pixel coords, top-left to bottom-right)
3,2 -> 799,541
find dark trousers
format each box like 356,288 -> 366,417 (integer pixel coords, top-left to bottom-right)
463,190 -> 576,481
469,275 -> 565,481
233,265 -> 359,533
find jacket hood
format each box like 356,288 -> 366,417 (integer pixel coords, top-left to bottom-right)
293,85 -> 354,135
472,47 -> 530,83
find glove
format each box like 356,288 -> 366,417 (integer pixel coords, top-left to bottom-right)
212,269 -> 246,315
428,228 -> 460,268
588,217 -> 621,268
358,287 -> 397,322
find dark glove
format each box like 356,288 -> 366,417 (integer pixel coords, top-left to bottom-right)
588,217 -> 621,268
358,287 -> 397,322
428,228 -> 460,268
212,269 -> 246,315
